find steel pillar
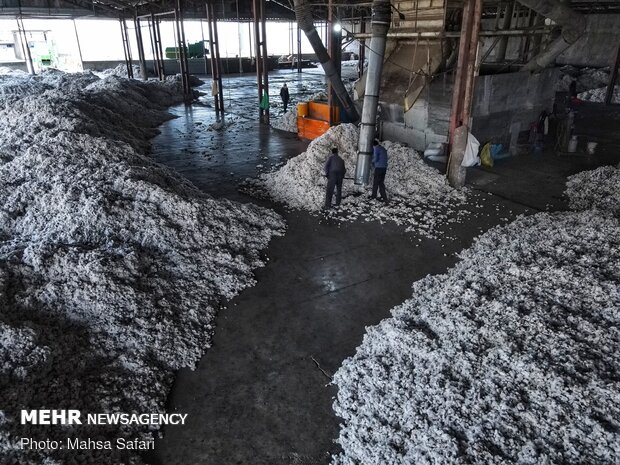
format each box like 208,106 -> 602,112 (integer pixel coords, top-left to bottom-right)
174,0 -> 191,96
358,16 -> 366,78
605,44 -> 620,105
119,17 -> 133,78
253,0 -> 269,123
297,23 -> 302,73
206,1 -> 225,117
134,15 -> 148,80
447,0 -> 482,188
149,15 -> 165,80
496,1 -> 514,62
73,19 -> 84,71
16,18 -> 35,75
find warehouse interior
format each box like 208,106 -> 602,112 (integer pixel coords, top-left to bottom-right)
1,0 -> 619,465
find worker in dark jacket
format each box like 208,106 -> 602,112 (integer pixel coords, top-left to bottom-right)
280,83 -> 290,112
370,139 -> 388,202
324,147 -> 346,209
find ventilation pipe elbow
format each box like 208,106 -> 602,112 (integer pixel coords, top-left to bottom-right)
355,0 -> 391,185
293,0 -> 359,122
519,0 -> 586,72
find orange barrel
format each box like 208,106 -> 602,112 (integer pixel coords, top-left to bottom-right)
297,102 -> 309,117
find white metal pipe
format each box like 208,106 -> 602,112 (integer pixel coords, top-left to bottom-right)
355,0 -> 390,185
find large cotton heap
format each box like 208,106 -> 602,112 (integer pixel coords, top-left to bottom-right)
577,86 -> 620,104
250,123 -> 467,237
332,171 -> 620,464
0,71 -> 284,465
565,163 -> 620,217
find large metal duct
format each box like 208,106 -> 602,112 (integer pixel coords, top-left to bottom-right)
354,0 -> 391,185
520,0 -> 586,71
293,0 -> 359,121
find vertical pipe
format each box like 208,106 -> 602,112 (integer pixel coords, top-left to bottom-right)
134,15 -> 148,80
327,0 -> 333,125
73,19 -> 84,71
260,0 -> 269,124
355,0 -> 391,185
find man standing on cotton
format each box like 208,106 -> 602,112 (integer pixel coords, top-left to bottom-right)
369,139 -> 388,202
324,147 -> 346,210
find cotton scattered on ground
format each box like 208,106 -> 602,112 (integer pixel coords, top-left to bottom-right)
244,123 -> 469,238
0,70 -> 285,464
331,167 -> 620,465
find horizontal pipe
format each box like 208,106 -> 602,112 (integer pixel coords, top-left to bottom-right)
351,28 -> 553,39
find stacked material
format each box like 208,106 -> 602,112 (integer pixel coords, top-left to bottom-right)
0,70 -> 284,464
331,166 -> 620,464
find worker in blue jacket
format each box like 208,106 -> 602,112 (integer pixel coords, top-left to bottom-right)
324,147 -> 346,209
370,139 -> 388,202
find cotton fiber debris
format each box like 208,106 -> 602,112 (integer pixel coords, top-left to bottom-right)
557,65 -> 610,93
332,170 -> 620,464
271,105 -> 298,133
578,85 -> 620,104
0,70 -> 284,465
565,163 -> 620,216
247,124 -> 468,238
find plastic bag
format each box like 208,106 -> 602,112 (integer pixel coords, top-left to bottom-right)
461,131 -> 480,167
480,142 -> 494,167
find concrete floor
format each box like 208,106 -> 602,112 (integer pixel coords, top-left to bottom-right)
146,71 -> 620,465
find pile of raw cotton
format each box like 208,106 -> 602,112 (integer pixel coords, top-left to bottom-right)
557,65 -> 610,93
565,163 -> 620,216
248,123 -> 467,237
0,70 -> 284,465
578,85 -> 620,104
331,172 -> 620,464
271,105 -> 298,133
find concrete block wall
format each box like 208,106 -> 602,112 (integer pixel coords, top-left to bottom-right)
557,14 -> 620,68
470,68 -> 559,153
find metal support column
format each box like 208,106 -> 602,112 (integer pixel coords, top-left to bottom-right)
448,0 -> 474,143
496,1 -> 514,62
605,44 -> 620,105
174,0 -> 191,97
134,15 -> 148,80
153,17 -> 166,79
206,2 -> 225,117
461,0 -> 482,126
73,19 -> 84,71
297,23 -> 302,73
16,18 -> 35,75
358,16 -> 366,78
253,0 -> 269,123
119,18 -> 133,78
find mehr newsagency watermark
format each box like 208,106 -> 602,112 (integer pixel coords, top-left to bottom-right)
18,409 -> 188,451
